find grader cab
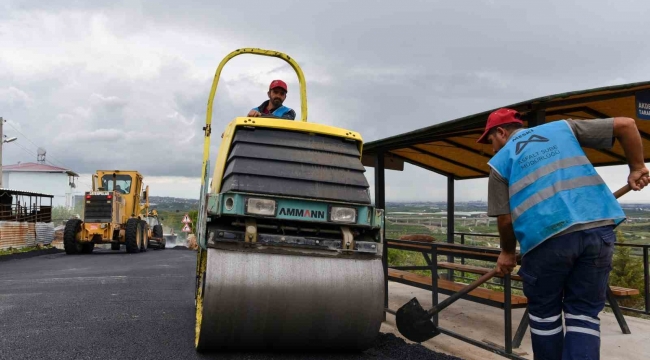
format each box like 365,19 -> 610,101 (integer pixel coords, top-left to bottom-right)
64,170 -> 153,254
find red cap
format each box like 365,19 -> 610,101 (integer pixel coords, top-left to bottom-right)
269,79 -> 288,92
476,108 -> 523,144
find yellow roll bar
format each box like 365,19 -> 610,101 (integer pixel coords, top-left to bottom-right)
199,48 -> 309,188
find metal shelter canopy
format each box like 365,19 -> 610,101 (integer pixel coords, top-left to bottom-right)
366,81 -> 650,336
362,80 -> 650,179
0,188 -> 54,198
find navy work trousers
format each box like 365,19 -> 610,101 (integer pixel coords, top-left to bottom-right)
517,225 -> 616,360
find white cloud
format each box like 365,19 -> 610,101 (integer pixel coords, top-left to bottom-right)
0,87 -> 34,108
1,0 -> 650,201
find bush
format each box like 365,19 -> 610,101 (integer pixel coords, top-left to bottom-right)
609,231 -> 646,313
387,249 -> 431,276
51,206 -> 78,224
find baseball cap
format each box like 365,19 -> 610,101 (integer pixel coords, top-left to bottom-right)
476,108 -> 524,144
269,79 -> 288,92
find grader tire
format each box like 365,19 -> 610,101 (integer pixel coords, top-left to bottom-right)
111,242 -> 120,251
125,218 -> 141,254
140,220 -> 149,252
153,225 -> 164,249
63,219 -> 83,255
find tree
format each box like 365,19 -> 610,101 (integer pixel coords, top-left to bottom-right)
609,230 -> 645,311
51,206 -> 77,224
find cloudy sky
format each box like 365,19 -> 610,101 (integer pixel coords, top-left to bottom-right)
1,0 -> 649,203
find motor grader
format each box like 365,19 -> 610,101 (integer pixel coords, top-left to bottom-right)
193,48 -> 386,352
64,170 -> 155,254
144,209 -> 166,250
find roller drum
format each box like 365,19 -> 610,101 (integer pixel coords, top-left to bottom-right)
196,248 -> 385,351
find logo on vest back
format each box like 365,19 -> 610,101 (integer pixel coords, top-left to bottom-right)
515,135 -> 549,155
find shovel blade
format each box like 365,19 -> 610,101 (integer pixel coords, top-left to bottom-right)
395,297 -> 441,343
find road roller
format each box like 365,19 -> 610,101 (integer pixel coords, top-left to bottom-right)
193,48 -> 386,352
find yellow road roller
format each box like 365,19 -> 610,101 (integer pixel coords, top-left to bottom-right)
193,48 -> 386,352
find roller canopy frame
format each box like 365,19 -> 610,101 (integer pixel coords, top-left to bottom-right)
200,48 -> 309,192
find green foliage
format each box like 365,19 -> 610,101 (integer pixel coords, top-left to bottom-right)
387,249 -> 428,275
610,231 -> 646,311
156,210 -> 182,232
189,209 -> 198,233
51,206 -> 77,224
387,248 -> 407,266
0,245 -> 53,256
156,209 -> 198,234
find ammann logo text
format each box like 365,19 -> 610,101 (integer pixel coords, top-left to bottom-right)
279,208 -> 326,219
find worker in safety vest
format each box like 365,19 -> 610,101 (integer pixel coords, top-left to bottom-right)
477,108 -> 649,360
247,79 -> 296,120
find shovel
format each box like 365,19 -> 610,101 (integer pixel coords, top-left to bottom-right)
395,183 -> 633,343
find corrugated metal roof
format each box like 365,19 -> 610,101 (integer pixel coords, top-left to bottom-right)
0,188 -> 54,198
363,80 -> 650,179
2,162 -> 79,177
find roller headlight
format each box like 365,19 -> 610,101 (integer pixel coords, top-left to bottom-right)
330,206 -> 357,223
245,198 -> 276,216
224,196 -> 235,211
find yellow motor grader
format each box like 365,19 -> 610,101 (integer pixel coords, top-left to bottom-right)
144,209 -> 166,250
193,48 -> 386,352
63,170 -> 160,254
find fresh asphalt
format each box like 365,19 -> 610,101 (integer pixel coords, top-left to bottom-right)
0,247 -> 462,360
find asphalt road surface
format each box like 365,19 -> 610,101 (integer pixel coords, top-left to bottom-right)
0,247 -> 462,360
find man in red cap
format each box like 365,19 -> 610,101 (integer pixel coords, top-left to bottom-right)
478,108 -> 648,359
247,79 -> 296,120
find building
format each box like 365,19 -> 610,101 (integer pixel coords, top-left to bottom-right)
1,162 -> 79,209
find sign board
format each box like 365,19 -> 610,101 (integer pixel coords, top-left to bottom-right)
182,223 -> 192,232
182,214 -> 192,224
636,90 -> 650,120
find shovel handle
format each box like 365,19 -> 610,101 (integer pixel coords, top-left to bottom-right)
426,269 -> 498,317
613,184 -> 632,199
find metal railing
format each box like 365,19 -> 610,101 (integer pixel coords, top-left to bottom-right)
449,232 -> 650,316
447,232 -> 521,290
386,232 -> 649,359
386,238 -> 526,359
0,205 -> 52,223
608,243 -> 650,316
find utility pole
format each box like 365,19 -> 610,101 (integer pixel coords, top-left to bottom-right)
0,117 -> 18,189
1,117 -> 4,188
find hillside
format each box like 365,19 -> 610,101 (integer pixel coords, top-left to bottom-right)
148,196 -> 198,212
